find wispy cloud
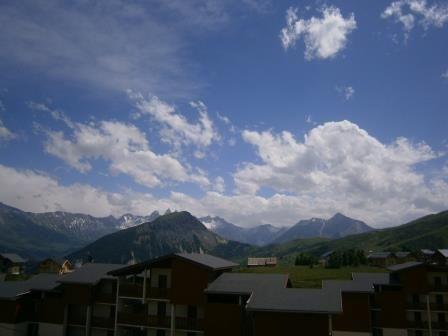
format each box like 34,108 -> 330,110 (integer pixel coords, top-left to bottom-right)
336,86 -> 355,101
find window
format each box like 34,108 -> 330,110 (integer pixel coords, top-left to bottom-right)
414,311 -> 422,322
156,330 -> 165,336
188,305 -> 198,319
439,332 -> 447,336
439,313 -> 446,323
416,331 -> 423,336
157,302 -> 167,317
435,276 -> 442,286
158,274 -> 167,289
412,294 -> 420,304
436,294 -> 444,305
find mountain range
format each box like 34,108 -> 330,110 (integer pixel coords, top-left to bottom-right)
199,213 -> 373,246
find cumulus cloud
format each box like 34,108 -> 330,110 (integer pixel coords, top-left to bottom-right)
234,121 -> 447,226
0,119 -> 15,141
336,86 -> 355,100
129,92 -> 220,154
280,6 -> 357,60
382,0 -> 448,39
42,116 -> 210,189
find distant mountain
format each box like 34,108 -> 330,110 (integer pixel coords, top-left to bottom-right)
70,212 -> 252,263
200,216 -> 286,246
0,202 -> 161,259
252,210 -> 448,262
272,213 -> 373,244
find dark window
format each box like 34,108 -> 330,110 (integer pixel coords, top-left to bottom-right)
372,328 -> 383,336
207,294 -> 239,304
157,302 -> 167,317
158,275 -> 167,289
439,313 -> 446,323
27,323 -> 38,336
415,312 -> 422,322
437,294 -> 444,305
435,276 -> 443,286
156,330 -> 165,336
439,332 -> 447,336
187,333 -> 195,336
187,305 -> 197,319
412,294 -> 420,304
416,331 -> 423,336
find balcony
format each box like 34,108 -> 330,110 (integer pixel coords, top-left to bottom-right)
176,317 -> 204,331
432,321 -> 448,330
95,292 -> 116,304
67,313 -> 86,326
407,321 -> 430,329
431,303 -> 448,311
91,316 -> 114,329
407,302 -> 427,310
117,312 -> 170,328
431,284 -> 448,292
119,283 -> 143,298
147,287 -> 170,300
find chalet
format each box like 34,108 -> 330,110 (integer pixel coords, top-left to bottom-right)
37,257 -> 72,274
394,251 -> 414,264
367,252 -> 394,267
247,257 -> 277,267
433,249 -> 448,266
415,249 -> 435,263
0,253 -> 26,275
319,251 -> 334,267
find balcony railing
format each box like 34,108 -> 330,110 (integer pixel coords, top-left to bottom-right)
91,316 -> 114,329
176,317 -> 204,331
148,287 -> 170,299
117,312 -> 170,328
431,284 -> 448,292
118,283 -> 170,300
407,321 -> 430,329
407,302 -> 427,310
431,303 -> 448,311
67,314 -> 86,326
432,321 -> 448,330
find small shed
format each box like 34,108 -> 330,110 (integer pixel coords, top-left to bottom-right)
247,257 -> 277,267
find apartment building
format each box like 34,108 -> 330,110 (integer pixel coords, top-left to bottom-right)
1,253 -> 448,336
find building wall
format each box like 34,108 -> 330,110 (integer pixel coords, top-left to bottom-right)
332,332 -> 370,336
381,328 -> 407,336
203,302 -> 242,336
170,259 -> 210,305
252,311 -> 329,336
150,269 -> 172,288
38,322 -> 64,336
0,322 -> 27,336
333,292 -> 371,332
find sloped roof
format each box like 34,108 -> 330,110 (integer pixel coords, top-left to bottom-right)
0,253 -> 26,263
246,287 -> 341,314
205,273 -> 288,295
394,251 -> 411,258
367,252 -> 392,259
108,253 -> 237,276
59,263 -> 123,285
351,272 -> 390,285
320,251 -> 334,259
421,249 -> 435,255
0,273 -> 62,300
387,261 -> 424,272
437,249 -> 448,258
322,280 -> 376,293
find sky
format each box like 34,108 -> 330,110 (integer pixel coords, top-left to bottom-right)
0,0 -> 447,228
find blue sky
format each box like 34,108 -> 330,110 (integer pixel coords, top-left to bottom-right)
0,0 -> 447,228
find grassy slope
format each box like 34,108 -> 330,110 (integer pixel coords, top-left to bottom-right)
236,265 -> 386,288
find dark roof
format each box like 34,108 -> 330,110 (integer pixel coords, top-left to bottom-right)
351,272 -> 390,285
205,273 -> 289,295
320,251 -> 334,259
246,287 -> 341,313
0,273 -> 62,300
108,253 -> 237,276
367,252 -> 392,259
0,253 -> 26,263
322,280 -> 376,293
388,261 -> 424,272
394,251 -> 411,258
59,263 -> 123,285
421,249 -> 435,255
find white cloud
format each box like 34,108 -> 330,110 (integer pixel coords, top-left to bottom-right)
382,0 -> 448,38
280,6 -> 357,60
0,118 -> 15,141
213,176 -> 226,193
442,69 -> 448,79
336,86 -> 355,100
129,93 -> 220,153
234,121 -> 447,226
42,117 -> 210,189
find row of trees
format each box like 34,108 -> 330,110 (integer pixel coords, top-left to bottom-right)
294,249 -> 367,268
